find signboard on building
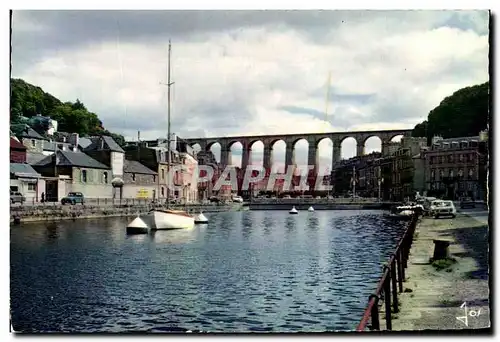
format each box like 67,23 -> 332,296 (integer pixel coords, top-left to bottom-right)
136,189 -> 149,199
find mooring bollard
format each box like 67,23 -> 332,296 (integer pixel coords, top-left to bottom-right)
432,239 -> 451,260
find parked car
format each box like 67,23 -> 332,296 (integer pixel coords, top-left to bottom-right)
433,200 -> 457,219
61,192 -> 85,205
10,191 -> 25,204
209,196 -> 220,203
428,200 -> 445,216
232,195 -> 244,203
460,197 -> 476,209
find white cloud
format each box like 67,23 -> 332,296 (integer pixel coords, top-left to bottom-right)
12,11 -> 489,162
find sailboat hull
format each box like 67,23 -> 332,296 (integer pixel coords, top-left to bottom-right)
147,210 -> 195,230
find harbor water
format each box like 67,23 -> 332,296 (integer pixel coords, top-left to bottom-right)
11,210 -> 407,332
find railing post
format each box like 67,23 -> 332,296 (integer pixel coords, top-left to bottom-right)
397,249 -> 404,291
369,294 -> 380,331
384,275 -> 392,330
391,258 -> 399,313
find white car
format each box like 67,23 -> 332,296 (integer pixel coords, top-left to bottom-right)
232,196 -> 244,203
433,200 -> 457,219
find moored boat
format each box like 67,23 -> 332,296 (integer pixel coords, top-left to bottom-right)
126,41 -> 194,233
289,206 -> 298,214
194,212 -> 208,224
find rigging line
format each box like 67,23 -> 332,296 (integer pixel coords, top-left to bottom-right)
115,17 -> 127,133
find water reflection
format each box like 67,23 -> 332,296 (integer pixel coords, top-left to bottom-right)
241,213 -> 253,240
149,227 -> 198,245
285,216 -> 296,234
45,222 -> 59,241
306,215 -> 319,231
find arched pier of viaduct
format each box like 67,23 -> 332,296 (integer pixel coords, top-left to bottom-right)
185,129 -> 412,174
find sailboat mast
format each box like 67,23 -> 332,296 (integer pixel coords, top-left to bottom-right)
166,40 -> 172,208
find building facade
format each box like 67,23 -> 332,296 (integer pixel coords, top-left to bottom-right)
122,159 -> 158,199
10,163 -> 45,203
10,137 -> 27,163
32,150 -> 113,201
424,135 -> 487,200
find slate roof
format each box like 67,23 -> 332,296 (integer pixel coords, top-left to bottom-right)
19,125 -> 46,140
84,136 -> 125,153
10,137 -> 26,150
78,137 -> 92,149
124,159 -> 157,175
10,163 -> 41,178
43,141 -> 74,152
26,152 -> 48,165
34,150 -> 109,170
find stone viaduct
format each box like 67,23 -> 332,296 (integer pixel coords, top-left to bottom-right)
184,128 -> 412,173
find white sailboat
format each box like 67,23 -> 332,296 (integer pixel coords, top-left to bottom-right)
127,40 -> 194,233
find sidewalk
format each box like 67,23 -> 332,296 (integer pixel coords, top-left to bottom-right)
388,213 -> 490,331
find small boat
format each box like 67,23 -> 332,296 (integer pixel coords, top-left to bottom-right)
127,209 -> 195,232
289,206 -> 298,214
308,206 -> 315,212
194,212 -> 208,224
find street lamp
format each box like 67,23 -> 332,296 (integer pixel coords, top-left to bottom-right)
378,178 -> 384,202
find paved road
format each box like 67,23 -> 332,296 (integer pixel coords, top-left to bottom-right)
458,207 -> 489,225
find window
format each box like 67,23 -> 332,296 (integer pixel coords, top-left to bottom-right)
459,154 -> 464,162
448,154 -> 454,163
31,139 -> 36,147
81,170 -> 87,183
458,169 -> 464,178
449,170 -> 454,178
161,169 -> 165,180
468,169 -> 474,179
161,187 -> 165,197
103,172 -> 108,184
132,173 -> 136,182
431,170 -> 435,179
153,175 -> 156,183
28,183 -> 35,191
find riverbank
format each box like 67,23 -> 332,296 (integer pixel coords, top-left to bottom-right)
10,203 -> 245,224
386,212 -> 490,331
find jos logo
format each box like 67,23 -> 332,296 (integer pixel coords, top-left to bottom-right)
456,302 -> 482,327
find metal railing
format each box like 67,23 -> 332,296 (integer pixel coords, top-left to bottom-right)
10,197 -> 235,207
356,213 -> 418,331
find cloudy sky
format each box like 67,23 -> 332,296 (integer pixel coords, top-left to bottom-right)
11,10 -> 489,171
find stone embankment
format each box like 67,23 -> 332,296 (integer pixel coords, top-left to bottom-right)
387,211 -> 490,331
10,203 -> 244,224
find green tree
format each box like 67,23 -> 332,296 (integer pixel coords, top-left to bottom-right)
10,78 -> 126,147
412,81 -> 489,143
